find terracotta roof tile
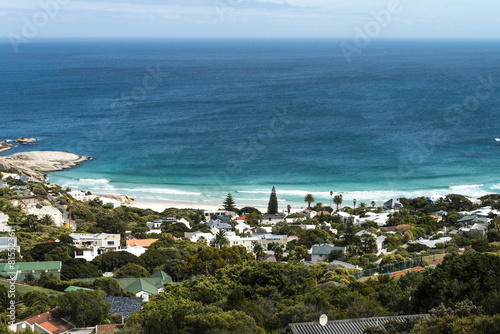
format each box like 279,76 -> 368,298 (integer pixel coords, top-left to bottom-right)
20,307 -> 73,334
126,239 -> 158,248
39,321 -> 58,333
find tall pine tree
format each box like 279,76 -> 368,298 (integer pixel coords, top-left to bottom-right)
222,193 -> 236,211
267,186 -> 278,214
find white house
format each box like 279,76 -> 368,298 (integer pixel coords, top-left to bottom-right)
0,236 -> 21,253
71,233 -> 121,261
261,214 -> 287,225
415,237 -> 452,249
70,233 -> 121,250
375,235 -> 387,255
118,245 -> 147,257
185,231 -> 288,253
301,209 -> 317,219
68,190 -> 87,201
185,232 -> 216,245
235,220 -> 251,233
357,212 -> 390,227
74,246 -> 102,262
146,221 -> 163,229
8,307 -> 74,333
301,225 -> 319,230
204,210 -> 238,219
0,212 -> 12,232
228,234 -> 288,253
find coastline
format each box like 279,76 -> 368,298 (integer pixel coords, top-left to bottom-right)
7,160 -> 500,213
128,199 -> 224,212
3,138 -> 499,213
0,151 -> 90,182
47,172 -> 500,212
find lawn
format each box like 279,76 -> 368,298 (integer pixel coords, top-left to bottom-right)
0,279 -> 61,295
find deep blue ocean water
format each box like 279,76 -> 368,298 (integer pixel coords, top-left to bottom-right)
1,39 -> 500,209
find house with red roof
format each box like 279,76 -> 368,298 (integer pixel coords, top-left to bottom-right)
9,307 -> 74,334
125,238 -> 158,248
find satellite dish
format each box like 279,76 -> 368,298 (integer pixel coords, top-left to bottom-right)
319,314 -> 328,326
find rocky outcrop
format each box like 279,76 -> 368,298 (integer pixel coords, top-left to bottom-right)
0,159 -> 10,171
16,137 -> 38,144
0,151 -> 89,181
100,194 -> 135,205
0,142 -> 14,154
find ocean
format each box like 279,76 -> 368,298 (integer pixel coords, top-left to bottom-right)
1,39 -> 500,210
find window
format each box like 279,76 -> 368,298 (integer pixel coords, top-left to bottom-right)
107,241 -> 115,246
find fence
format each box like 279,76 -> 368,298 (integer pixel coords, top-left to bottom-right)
352,257 -> 422,279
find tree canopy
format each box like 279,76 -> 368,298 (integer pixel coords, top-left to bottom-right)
267,186 -> 278,214
222,193 -> 237,211
58,290 -> 111,327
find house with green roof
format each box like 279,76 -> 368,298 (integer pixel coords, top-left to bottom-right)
64,285 -> 93,292
117,270 -> 173,298
0,261 -> 62,281
150,269 -> 173,283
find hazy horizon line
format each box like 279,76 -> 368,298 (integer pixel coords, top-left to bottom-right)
2,36 -> 500,43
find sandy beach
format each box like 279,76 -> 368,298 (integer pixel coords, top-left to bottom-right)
128,199 -> 225,213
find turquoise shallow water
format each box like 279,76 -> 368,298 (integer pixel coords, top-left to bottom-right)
1,39 -> 500,209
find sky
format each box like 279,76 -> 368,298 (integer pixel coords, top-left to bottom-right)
0,0 -> 500,40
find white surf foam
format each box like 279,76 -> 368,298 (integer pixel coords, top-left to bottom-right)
235,185 -> 494,206
449,184 -> 483,190
78,178 -> 110,184
237,189 -> 333,197
120,187 -> 201,196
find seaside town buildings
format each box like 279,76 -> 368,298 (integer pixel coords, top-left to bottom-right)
71,233 -> 121,261
0,261 -> 62,281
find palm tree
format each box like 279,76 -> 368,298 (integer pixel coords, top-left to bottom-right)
359,202 -> 367,208
304,194 -> 315,208
274,245 -> 284,263
213,229 -> 229,249
252,241 -> 265,261
353,199 -> 357,210
287,204 -> 291,214
339,194 -> 343,210
333,195 -> 341,211
371,201 -> 376,208
330,191 -> 333,207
